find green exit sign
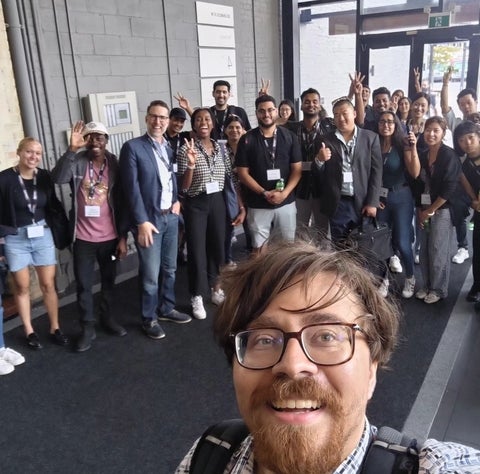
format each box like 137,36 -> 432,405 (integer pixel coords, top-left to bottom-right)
429,13 -> 451,28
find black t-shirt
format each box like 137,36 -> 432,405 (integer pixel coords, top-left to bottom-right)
14,178 -> 47,227
164,131 -> 191,162
235,127 -> 301,209
463,157 -> 480,195
209,105 -> 251,140
285,118 -> 336,199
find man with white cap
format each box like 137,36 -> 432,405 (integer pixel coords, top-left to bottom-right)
52,121 -> 129,352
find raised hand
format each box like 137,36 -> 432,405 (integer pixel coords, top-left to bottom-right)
174,92 -> 192,113
258,78 -> 271,96
70,121 -> 87,151
184,138 -> 197,167
349,71 -> 365,95
316,142 -> 331,162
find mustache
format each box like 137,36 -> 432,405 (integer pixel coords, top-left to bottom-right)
252,377 -> 342,412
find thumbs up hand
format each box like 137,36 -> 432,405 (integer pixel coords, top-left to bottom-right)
316,142 -> 331,162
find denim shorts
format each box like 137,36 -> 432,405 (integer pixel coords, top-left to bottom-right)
4,220 -> 57,272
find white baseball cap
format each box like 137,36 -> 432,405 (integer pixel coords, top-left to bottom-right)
83,121 -> 109,139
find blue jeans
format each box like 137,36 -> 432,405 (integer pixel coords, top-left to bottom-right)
136,213 -> 178,320
377,185 -> 415,277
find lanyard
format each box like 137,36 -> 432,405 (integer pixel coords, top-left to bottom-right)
164,133 -> 182,158
261,128 -> 277,168
149,137 -> 172,172
300,121 -> 320,159
342,138 -> 355,166
197,140 -> 217,178
88,160 -> 106,199
213,107 -> 230,138
16,167 -> 37,220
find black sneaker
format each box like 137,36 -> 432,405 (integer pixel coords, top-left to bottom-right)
26,332 -> 42,350
50,329 -> 69,346
158,309 -> 192,324
142,320 -> 166,340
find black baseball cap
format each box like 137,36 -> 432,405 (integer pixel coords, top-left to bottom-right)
169,108 -> 187,120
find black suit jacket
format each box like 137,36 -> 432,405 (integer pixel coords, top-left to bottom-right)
312,128 -> 382,217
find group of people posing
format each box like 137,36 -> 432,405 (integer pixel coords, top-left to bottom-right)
0,74 -> 479,374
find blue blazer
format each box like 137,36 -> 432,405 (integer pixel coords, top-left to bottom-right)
119,134 -> 178,230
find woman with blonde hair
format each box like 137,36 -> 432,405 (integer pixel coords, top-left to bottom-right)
0,138 -> 69,349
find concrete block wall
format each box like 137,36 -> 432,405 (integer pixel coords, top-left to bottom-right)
31,0 -> 282,153
1,0 -> 282,292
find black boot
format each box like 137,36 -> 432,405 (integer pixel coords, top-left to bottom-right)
100,316 -> 127,337
75,323 -> 96,352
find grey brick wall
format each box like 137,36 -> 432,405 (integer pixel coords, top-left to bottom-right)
8,0 -> 282,289
32,0 -> 281,150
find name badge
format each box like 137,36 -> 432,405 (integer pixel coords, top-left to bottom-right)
421,193 -> 431,206
206,181 -> 220,194
302,162 -> 312,171
27,225 -> 44,238
267,169 -> 281,181
380,187 -> 389,198
343,171 -> 353,183
85,205 -> 101,217
173,163 -> 178,173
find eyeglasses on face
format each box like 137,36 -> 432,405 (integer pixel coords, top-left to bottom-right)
257,108 -> 276,116
378,120 -> 395,126
231,322 -> 367,370
148,113 -> 169,121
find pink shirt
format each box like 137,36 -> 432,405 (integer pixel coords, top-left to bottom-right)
75,160 -> 117,242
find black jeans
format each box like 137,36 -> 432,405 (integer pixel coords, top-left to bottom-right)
184,192 -> 226,296
73,238 -> 118,323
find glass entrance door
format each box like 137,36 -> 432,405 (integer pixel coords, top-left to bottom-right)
422,41 -> 469,118
368,44 -> 411,95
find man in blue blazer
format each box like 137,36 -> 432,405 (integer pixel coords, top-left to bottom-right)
120,100 -> 191,339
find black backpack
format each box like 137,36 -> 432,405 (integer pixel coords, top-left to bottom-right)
190,419 -> 420,474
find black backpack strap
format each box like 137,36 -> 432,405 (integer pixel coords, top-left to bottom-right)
190,419 -> 249,474
361,426 -> 420,474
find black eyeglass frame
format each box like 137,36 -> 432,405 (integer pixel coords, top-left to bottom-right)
230,322 -> 367,370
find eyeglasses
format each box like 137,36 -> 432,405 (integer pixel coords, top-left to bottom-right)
257,108 -> 276,116
378,120 -> 395,126
148,114 -> 169,121
231,322 -> 366,370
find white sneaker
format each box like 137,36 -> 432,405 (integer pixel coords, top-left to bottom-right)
452,248 -> 469,264
424,292 -> 441,304
191,295 -> 206,320
402,277 -> 416,299
0,347 -> 26,366
211,288 -> 225,306
0,359 -> 14,375
378,278 -> 389,298
389,255 -> 403,273
415,289 -> 428,300
414,253 -> 420,264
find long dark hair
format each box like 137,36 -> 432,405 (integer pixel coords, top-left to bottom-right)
378,111 -> 405,151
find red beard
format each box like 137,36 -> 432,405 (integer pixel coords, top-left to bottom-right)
248,377 -> 347,474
